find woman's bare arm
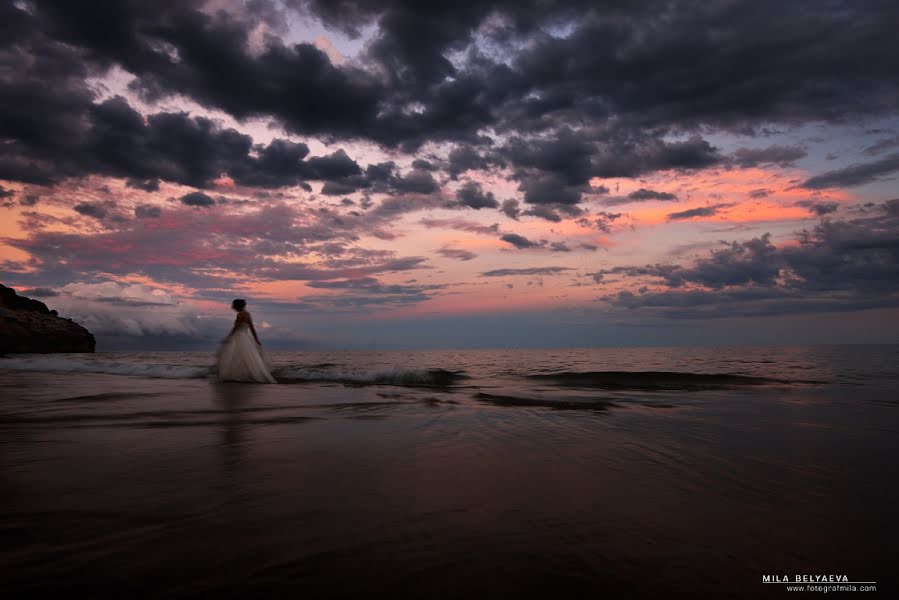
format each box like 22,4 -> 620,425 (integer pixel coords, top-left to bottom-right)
246,312 -> 262,345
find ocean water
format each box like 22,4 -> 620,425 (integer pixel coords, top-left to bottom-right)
1,345 -> 897,598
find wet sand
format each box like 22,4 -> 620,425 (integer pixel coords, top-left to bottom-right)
1,348 -> 897,598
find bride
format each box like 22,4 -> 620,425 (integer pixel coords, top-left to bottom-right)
216,299 -> 276,383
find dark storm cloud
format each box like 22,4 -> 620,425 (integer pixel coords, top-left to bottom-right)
126,177 -> 160,192
801,153 -> 899,189
455,181 -> 499,209
308,0 -> 898,141
507,3 -> 899,133
862,134 -> 899,156
2,82 -> 368,190
390,169 -> 439,194
595,135 -> 722,178
504,132 -> 722,212
667,203 -> 735,221
500,233 -> 542,249
500,199 -> 521,220
500,129 -> 607,212
628,189 -> 678,201
447,146 -> 505,179
134,204 -> 162,218
668,234 -> 783,289
0,185 -> 13,198
503,130 -> 595,186
302,149 -> 361,180
602,188 -> 678,206
597,201 -> 899,317
521,203 -> 584,222
516,174 -> 583,206
180,191 -> 215,207
412,159 -> 436,171
25,1 -> 384,137
3,0 -> 899,198
794,200 -> 839,216
731,145 -> 807,168
73,201 -> 111,219
318,162 -> 440,197
229,139 -> 311,188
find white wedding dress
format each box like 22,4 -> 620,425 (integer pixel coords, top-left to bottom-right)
216,322 -> 276,383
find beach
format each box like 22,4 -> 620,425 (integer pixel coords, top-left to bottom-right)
1,345 -> 896,597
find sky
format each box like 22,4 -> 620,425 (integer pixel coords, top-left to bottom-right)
1,0 -> 898,350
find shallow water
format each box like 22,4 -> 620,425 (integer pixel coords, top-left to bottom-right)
1,346 -> 897,597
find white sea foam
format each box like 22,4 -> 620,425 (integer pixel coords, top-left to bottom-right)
0,357 -> 463,386
272,367 -> 464,386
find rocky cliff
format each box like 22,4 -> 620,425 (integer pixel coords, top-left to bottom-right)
0,284 -> 96,354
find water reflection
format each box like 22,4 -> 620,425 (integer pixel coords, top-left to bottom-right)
212,382 -> 259,483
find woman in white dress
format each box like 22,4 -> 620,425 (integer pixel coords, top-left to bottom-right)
216,299 -> 276,383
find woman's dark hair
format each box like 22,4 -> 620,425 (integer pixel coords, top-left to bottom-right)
231,298 -> 247,311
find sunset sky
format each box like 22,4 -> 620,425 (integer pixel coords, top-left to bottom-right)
1,0 -> 898,349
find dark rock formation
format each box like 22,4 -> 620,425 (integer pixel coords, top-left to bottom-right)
0,284 -> 96,353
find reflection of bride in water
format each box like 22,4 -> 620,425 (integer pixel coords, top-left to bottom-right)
216,299 -> 276,383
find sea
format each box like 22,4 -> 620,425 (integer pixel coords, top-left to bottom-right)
1,345 -> 897,598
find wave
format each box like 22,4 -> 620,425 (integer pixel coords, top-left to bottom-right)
527,370 -> 811,390
272,367 -> 466,387
0,357 -> 466,387
0,357 -> 211,379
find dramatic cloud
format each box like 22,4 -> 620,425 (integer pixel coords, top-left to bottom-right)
863,134 -> 899,156
667,203 -> 735,221
602,188 -> 678,206
180,192 -> 216,207
598,201 -> 899,317
135,204 -> 162,218
500,199 -> 521,220
2,0 -> 899,346
500,233 -> 542,249
74,201 -> 111,219
731,145 -> 807,168
801,153 -> 899,189
628,189 -> 678,201
455,181 -> 499,210
795,200 -> 839,216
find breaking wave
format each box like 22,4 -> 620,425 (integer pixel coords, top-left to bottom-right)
0,357 -> 467,387
273,367 -> 467,387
